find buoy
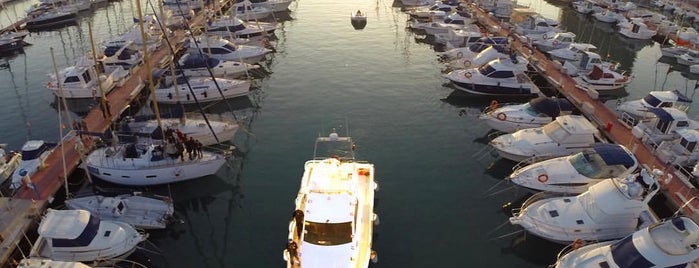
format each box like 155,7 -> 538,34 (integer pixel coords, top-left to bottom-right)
537,174 -> 548,183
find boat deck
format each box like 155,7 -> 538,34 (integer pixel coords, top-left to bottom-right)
472,5 -> 699,220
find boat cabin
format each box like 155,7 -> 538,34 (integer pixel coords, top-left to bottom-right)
542,115 -> 598,146
21,140 -> 53,161
632,107 -> 699,148
569,143 -> 637,180
188,37 -> 238,55
56,65 -> 98,89
656,129 -> 699,165
644,90 -> 693,111
31,210 -> 102,258
527,97 -> 574,118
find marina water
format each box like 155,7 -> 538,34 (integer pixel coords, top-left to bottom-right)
0,0 -> 695,266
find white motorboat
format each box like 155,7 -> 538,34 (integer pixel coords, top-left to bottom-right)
85,141 -> 229,186
29,209 -> 147,264
124,114 -> 240,146
618,18 -> 657,40
433,26 -> 483,49
654,129 -> 699,166
162,0 -> 204,9
152,75 -> 251,104
572,1 -> 599,14
351,10 -> 367,30
175,53 -> 259,78
631,107 -> 699,149
675,27 -> 698,47
479,96 -> 575,133
17,258 -> 92,268
98,41 -> 143,74
10,140 -> 56,189
187,35 -> 272,64
446,45 -> 510,69
591,9 -> 624,23
561,50 -> 617,76
489,115 -> 599,163
513,14 -> 559,36
691,64 -> 699,74
229,2 -> 272,21
676,50 -> 699,66
421,12 -> 474,36
406,2 -> 455,18
533,32 -> 575,52
252,0 -> 294,12
0,145 -> 20,185
439,36 -> 509,60
283,132 -> 378,268
205,15 -> 276,39
573,64 -> 631,91
65,191 -> 175,229
547,43 -> 597,62
443,56 -> 540,96
617,90 -> 692,119
661,45 -> 692,58
510,168 -> 660,244
46,58 -> 120,99
554,216 -> 699,268
509,143 -> 638,194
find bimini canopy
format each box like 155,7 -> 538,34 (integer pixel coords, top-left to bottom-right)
530,97 -> 574,117
592,143 -> 636,168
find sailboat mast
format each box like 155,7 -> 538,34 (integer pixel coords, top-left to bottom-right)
49,48 -> 72,198
135,0 -> 163,129
88,22 -> 108,113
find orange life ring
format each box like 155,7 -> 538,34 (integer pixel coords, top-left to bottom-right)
537,174 -> 548,183
456,51 -> 464,59
496,112 -> 506,121
572,239 -> 584,250
464,72 -> 472,78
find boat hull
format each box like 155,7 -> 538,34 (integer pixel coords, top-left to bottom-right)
87,155 -> 227,186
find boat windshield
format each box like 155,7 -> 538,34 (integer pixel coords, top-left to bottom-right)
568,152 -> 604,178
643,94 -> 662,107
303,221 -> 353,246
523,104 -> 538,116
51,214 -> 100,247
478,64 -> 496,76
542,121 -> 569,143
22,146 -> 47,160
222,43 -> 237,52
314,135 -> 354,160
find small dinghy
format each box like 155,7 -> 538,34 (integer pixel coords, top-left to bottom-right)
65,191 -> 175,229
351,10 -> 367,30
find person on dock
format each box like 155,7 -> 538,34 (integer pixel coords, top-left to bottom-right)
21,175 -> 40,199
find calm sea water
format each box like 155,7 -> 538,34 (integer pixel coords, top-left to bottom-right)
0,0 -> 696,266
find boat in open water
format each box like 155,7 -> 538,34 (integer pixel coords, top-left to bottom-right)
283,131 -> 378,267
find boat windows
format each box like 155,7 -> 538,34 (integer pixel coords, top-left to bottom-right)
568,152 -> 603,178
655,119 -> 671,133
478,64 -> 496,76
681,137 -> 697,152
51,214 -> 100,247
523,104 -> 539,116
204,47 -> 231,55
643,94 -> 662,107
64,75 -> 80,84
542,122 -> 569,143
222,43 -> 237,52
81,70 -> 92,83
488,71 -> 514,78
302,221 -> 353,246
22,145 -> 48,160
677,121 -> 689,128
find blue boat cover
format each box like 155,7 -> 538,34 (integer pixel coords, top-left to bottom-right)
649,107 -> 675,121
593,143 -> 635,168
530,97 -> 574,117
672,89 -> 693,103
610,235 -> 654,268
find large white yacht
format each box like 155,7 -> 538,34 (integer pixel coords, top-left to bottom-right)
631,107 -> 699,149
510,168 -> 661,244
123,114 -> 240,146
617,90 -> 692,119
443,56 -> 540,96
187,35 -> 272,64
508,143 -> 638,194
554,216 -> 699,268
283,132 -> 378,268
152,75 -> 251,104
29,209 -> 147,264
489,115 -> 599,163
10,140 -> 56,189
479,96 -> 574,133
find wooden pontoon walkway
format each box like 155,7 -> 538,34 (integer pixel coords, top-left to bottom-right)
471,5 -> 699,219
0,1 -> 235,265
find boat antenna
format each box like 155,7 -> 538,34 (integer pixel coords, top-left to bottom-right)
49,47 -> 72,199
136,0 -> 163,134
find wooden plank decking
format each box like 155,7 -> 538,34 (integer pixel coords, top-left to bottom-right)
471,5 -> 699,219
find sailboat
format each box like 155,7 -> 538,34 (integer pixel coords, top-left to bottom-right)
123,112 -> 240,146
